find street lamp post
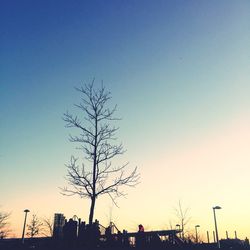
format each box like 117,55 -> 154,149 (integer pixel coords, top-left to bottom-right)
21,209 -> 30,244
195,225 -> 200,243
213,206 -> 222,248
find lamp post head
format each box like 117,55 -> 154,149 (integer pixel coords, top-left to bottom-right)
195,225 -> 200,228
213,206 -> 222,210
176,224 -> 180,227
24,209 -> 30,213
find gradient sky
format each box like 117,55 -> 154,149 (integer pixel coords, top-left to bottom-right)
1,0 -> 250,240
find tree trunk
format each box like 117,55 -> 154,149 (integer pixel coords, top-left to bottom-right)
181,220 -> 184,240
89,197 -> 96,225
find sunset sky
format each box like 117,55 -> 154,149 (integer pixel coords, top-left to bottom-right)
1,0 -> 250,240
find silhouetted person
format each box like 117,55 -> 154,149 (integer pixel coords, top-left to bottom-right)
245,237 -> 249,246
122,230 -> 130,247
136,224 -> 146,248
138,224 -> 144,232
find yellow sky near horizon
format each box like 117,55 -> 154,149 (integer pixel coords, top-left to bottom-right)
3,114 -> 250,241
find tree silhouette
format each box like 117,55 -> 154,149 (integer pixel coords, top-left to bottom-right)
26,214 -> 43,238
174,200 -> 191,240
42,217 -> 53,237
0,210 -> 10,239
61,81 -> 140,225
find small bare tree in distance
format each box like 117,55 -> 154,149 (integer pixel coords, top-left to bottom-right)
26,214 -> 43,238
42,217 -> 53,237
174,200 -> 191,240
61,80 -> 140,225
0,210 -> 11,239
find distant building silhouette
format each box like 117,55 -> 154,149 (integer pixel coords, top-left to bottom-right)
53,213 -> 65,239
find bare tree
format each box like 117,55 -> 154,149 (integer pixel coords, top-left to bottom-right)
42,217 -> 53,237
174,200 -> 191,240
167,220 -> 173,230
61,81 -> 140,225
26,214 -> 43,238
185,230 -> 204,243
0,210 -> 11,239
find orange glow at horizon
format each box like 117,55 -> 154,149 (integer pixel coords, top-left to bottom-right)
4,115 -> 250,241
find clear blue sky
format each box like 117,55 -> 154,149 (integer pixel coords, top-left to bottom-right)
1,0 -> 250,238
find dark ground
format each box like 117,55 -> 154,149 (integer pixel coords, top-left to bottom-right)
0,238 -> 248,250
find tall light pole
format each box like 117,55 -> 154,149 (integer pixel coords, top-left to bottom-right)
195,225 -> 200,243
213,206 -> 222,248
21,209 -> 30,244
